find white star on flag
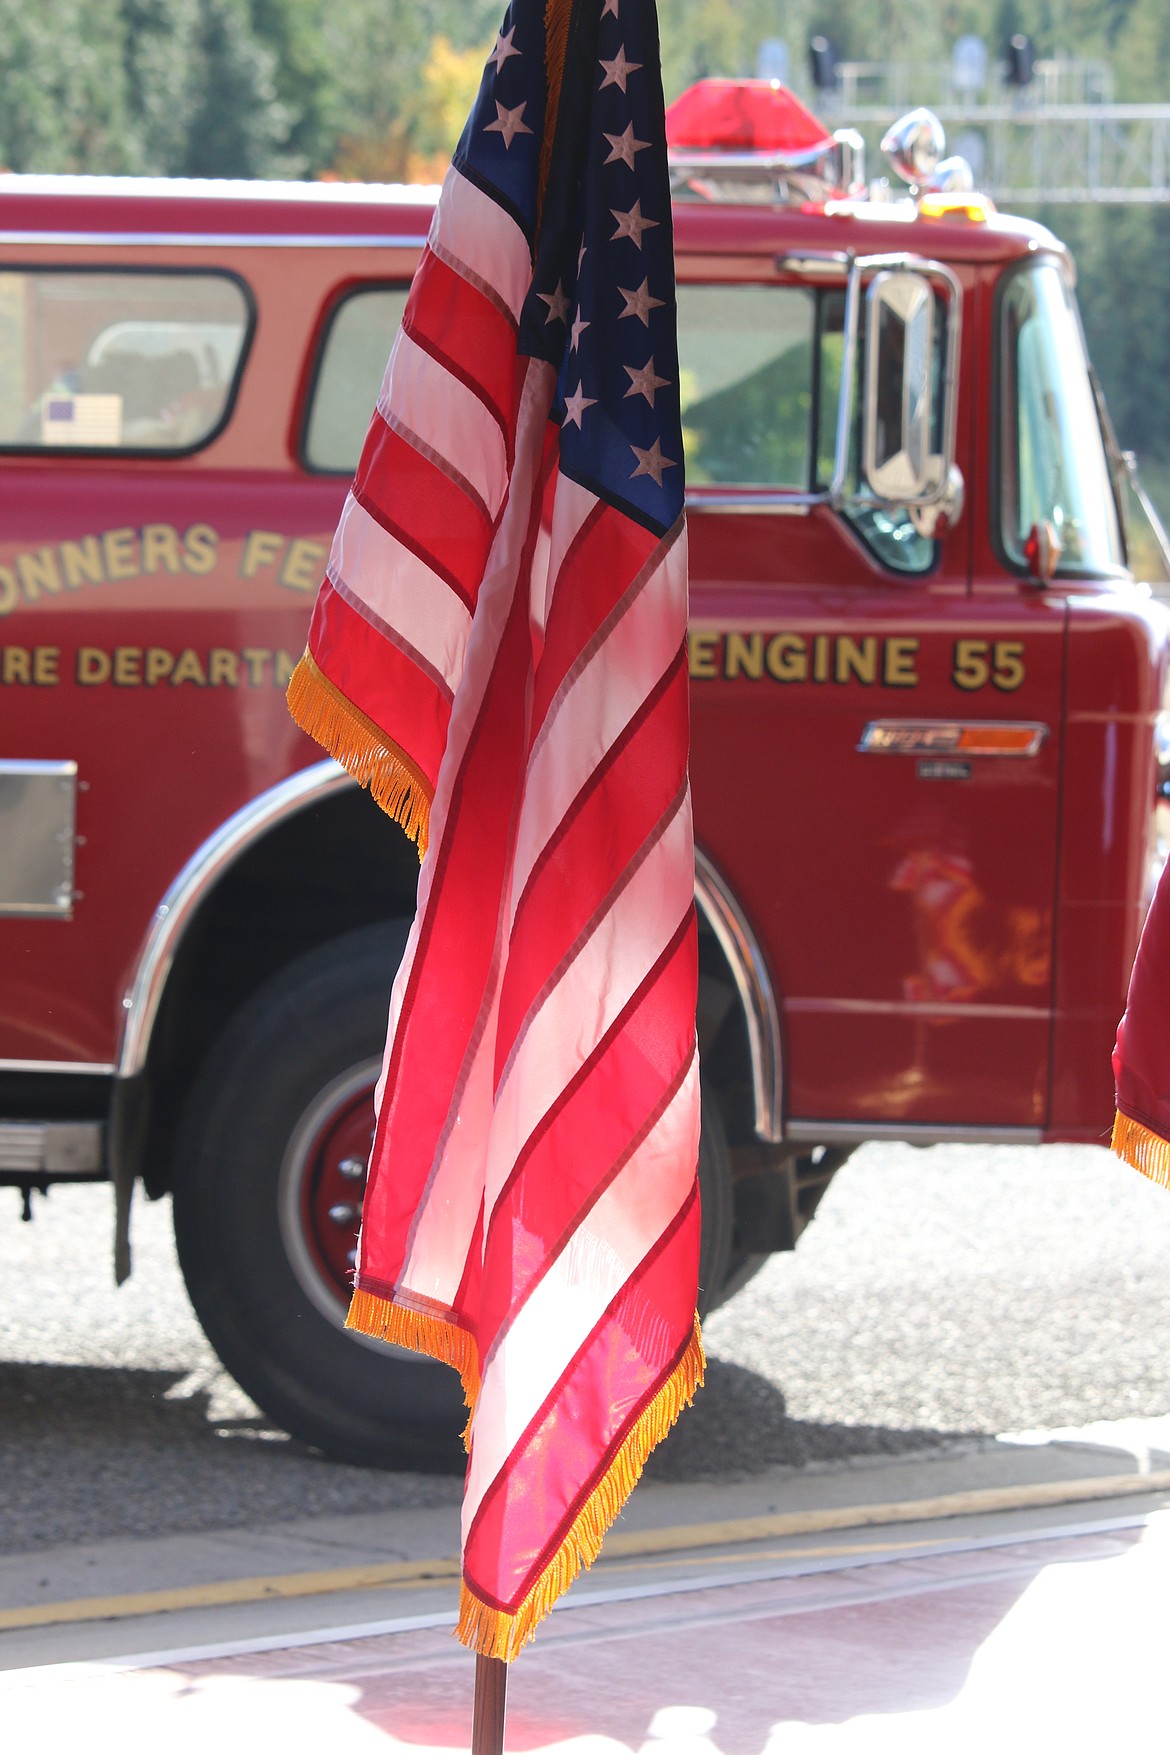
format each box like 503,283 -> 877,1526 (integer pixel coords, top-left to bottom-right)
538,280 -> 571,324
602,0 -> 620,16
599,45 -> 641,91
487,26 -> 521,72
485,100 -> 533,148
630,437 -> 676,484
563,384 -> 597,428
618,278 -> 665,324
611,199 -> 658,248
570,310 -> 590,350
604,123 -> 651,168
623,356 -> 670,406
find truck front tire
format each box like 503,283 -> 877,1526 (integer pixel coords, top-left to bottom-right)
172,920 -> 733,1468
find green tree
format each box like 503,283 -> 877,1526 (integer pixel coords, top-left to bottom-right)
121,0 -> 203,174
182,0 -> 293,177
320,0 -> 499,178
0,0 -> 137,173
250,0 -> 338,171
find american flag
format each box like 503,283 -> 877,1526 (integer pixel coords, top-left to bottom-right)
288,0 -> 702,1661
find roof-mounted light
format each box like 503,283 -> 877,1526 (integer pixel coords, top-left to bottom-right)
666,78 -> 832,156
665,80 -> 865,206
880,108 -> 945,187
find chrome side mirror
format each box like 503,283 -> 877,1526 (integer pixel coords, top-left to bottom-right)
863,270 -> 935,501
909,463 -> 965,538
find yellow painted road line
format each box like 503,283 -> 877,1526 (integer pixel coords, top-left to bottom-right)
599,1468 -> 1170,1557
3,1468 -> 1169,1635
0,1557 -> 461,1633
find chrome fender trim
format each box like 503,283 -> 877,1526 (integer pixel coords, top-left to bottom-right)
119,769 -> 786,1147
694,847 -> 784,1144
117,760 -> 351,1078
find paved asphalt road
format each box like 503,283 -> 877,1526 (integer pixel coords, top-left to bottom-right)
3,1140 -> 1170,1555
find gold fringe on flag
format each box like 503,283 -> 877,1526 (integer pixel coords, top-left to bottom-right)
1111,1110 -> 1170,1189
346,1287 -> 481,1426
455,1314 -> 706,1662
287,651 -> 432,858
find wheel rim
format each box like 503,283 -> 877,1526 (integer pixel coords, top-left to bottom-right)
277,1059 -> 381,1335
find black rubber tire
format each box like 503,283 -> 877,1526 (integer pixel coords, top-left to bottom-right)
172,920 -> 737,1467
172,920 -> 467,1470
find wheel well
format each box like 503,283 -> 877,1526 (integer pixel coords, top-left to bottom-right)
139,789 -> 419,1198
697,916 -> 757,1149
136,799 -> 769,1208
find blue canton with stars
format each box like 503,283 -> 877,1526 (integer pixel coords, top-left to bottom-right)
454,0 -> 683,538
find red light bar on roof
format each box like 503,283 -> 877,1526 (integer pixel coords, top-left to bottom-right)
665,79 -> 832,157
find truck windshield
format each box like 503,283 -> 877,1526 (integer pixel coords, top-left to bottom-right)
1000,262 -> 1123,576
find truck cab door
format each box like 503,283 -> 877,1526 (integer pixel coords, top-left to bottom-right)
682,260 -> 1063,1136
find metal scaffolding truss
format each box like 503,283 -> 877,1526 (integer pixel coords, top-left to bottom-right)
840,105 -> 1170,205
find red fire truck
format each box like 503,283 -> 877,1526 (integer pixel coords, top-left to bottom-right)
2,82 -> 1167,1465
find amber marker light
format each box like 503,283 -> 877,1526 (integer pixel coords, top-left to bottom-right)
955,725 -> 1046,756
918,192 -> 995,222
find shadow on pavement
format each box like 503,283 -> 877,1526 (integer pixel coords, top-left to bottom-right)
0,1360 -> 460,1555
645,1355 -> 976,1480
0,1353 -> 974,1554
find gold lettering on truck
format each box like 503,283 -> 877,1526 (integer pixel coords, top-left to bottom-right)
691,630 -> 1031,691
691,631 -> 925,687
0,525 -> 334,611
69,646 -> 297,688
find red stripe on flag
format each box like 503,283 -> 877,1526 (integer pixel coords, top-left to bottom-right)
308,578 -> 450,788
356,440 -> 553,1302
530,500 -> 661,743
354,414 -> 493,612
464,1185 -> 701,1614
479,912 -> 697,1354
404,250 -> 520,445
497,652 -> 689,1069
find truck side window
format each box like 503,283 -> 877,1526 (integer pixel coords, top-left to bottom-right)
677,283 -> 814,488
302,286 -> 411,474
677,280 -> 938,575
0,269 -> 249,455
1000,263 -> 1124,576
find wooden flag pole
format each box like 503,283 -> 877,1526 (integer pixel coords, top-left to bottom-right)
472,1653 -> 509,1755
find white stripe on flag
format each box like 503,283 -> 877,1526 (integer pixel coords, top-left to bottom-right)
367,362 -> 559,1300
510,534 -> 687,922
377,330 -> 509,522
430,165 -> 531,327
488,792 -> 694,1201
329,492 -> 472,696
531,474 -> 599,643
462,1051 -> 700,1543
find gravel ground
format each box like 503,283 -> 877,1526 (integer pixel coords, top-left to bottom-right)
3,1140 -> 1170,1551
